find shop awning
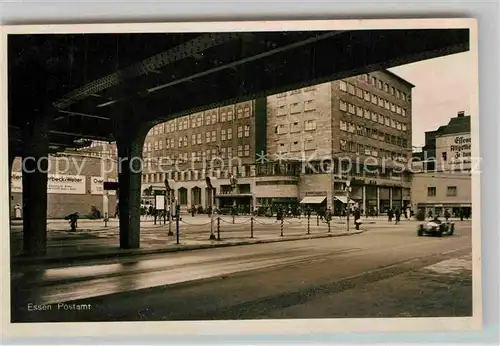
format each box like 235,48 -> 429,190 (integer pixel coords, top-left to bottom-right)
334,196 -> 356,204
300,196 -> 326,204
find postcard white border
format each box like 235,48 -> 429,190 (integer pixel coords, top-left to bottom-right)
0,18 -> 481,338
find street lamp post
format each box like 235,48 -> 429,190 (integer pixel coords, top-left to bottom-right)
164,178 -> 175,236
206,176 -> 217,240
346,179 -> 352,232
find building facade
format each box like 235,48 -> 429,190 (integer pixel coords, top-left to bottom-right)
140,70 -> 414,215
266,70 -> 414,215
411,111 -> 472,217
10,141 -> 119,219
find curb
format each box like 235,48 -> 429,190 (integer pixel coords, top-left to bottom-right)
11,230 -> 365,266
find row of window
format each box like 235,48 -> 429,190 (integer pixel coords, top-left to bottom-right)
340,94 -> 407,118
339,121 -> 409,148
144,125 -> 251,152
277,139 -> 317,152
143,165 -> 255,184
428,186 -> 457,197
276,99 -> 316,116
356,74 -> 410,102
275,119 -> 317,135
339,140 -> 408,162
275,86 -> 317,98
340,100 -> 408,132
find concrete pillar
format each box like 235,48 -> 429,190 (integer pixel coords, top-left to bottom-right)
21,114 -> 51,256
362,185 -> 367,217
389,187 -> 393,210
187,187 -> 192,207
116,132 -> 147,249
376,186 -> 380,214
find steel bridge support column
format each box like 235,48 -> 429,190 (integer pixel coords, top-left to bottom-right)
114,110 -> 150,249
21,115 -> 51,256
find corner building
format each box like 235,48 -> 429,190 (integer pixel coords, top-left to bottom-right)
142,70 -> 414,215
267,70 -> 413,215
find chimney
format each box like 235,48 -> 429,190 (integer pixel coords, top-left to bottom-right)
457,111 -> 465,117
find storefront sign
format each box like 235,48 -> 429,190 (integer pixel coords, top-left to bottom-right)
11,172 -> 86,194
91,176 -> 117,195
305,191 -> 328,196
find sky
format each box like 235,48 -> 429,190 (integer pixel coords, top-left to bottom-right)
389,51 -> 476,148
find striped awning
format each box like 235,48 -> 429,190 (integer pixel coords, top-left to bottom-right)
300,196 -> 326,204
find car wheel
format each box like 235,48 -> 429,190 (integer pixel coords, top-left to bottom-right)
436,230 -> 443,237
417,225 -> 424,237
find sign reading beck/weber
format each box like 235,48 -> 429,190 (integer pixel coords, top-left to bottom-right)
11,172 -> 86,194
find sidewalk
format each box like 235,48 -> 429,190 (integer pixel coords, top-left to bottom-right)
10,228 -> 364,266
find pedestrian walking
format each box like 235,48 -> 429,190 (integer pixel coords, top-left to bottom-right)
388,208 -> 394,222
395,208 -> 401,225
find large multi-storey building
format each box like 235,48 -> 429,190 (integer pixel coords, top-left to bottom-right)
266,70 -> 414,214
411,112 -> 472,217
141,70 -> 414,215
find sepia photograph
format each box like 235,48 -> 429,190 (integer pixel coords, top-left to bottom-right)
2,19 -> 480,334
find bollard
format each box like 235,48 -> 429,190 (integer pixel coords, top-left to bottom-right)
328,219 -> 331,233
168,212 -> 174,236
232,214 -> 235,224
175,216 -> 180,245
250,217 -> 254,238
217,217 -> 221,241
307,215 -> 311,235
316,214 -> 319,226
104,212 -> 108,227
280,218 -> 284,237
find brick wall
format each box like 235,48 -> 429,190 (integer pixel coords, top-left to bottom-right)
10,154 -> 118,219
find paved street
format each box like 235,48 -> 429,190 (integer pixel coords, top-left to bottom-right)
10,220 -> 472,322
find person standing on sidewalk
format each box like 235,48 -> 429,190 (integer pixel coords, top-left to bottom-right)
394,208 -> 401,225
388,208 -> 394,223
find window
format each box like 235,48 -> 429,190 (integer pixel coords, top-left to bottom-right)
244,106 -> 251,118
221,112 -> 227,122
197,133 -> 202,144
227,110 -> 234,121
402,124 -> 407,132
191,134 -> 196,146
396,106 -> 402,114
356,106 -> 363,117
402,93 -> 406,101
447,186 -> 457,196
348,122 -> 355,133
237,108 -> 243,119
364,146 -> 371,155
221,129 -> 226,141
378,97 -> 384,107
244,144 -> 250,157
390,103 -> 396,112
340,120 -> 347,131
372,129 -> 378,140
206,132 -> 211,143
178,137 -> 183,148
238,145 -> 243,157
397,122 -> 402,130
227,128 -> 233,140
402,109 -> 407,117
340,100 -> 347,111
371,76 -> 376,85
244,125 -> 250,137
211,130 -> 216,142
238,126 -> 243,138
348,103 -> 355,114
378,114 -> 384,124
291,122 -> 301,133
290,102 -> 302,114
348,141 -> 356,152
428,187 -> 436,197
211,113 -> 217,124
356,88 -> 363,98
377,80 -> 383,89
339,80 -> 347,91
390,86 -> 395,95
371,94 -> 377,104
221,147 -> 226,159
206,115 -> 211,126
291,141 -> 301,152
357,125 -> 365,136
396,90 -> 401,98
364,91 -> 370,101
364,109 -> 371,119
391,119 -> 396,128
305,120 -> 316,131
385,117 -> 390,126
196,117 -> 202,127
442,152 -> 447,161
304,100 -> 316,111
371,112 -> 378,122
385,100 -> 390,110
366,128 -> 372,138
384,83 -> 389,92
305,139 -> 316,150
278,105 -> 287,116
276,124 -> 288,134
347,83 -> 355,95
340,140 -> 347,151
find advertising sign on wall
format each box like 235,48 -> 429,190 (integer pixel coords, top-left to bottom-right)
11,172 -> 86,194
90,176 -> 117,195
436,133 -> 472,169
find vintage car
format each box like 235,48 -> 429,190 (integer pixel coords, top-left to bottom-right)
417,218 -> 455,237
